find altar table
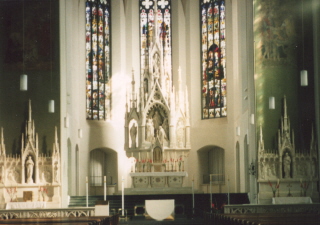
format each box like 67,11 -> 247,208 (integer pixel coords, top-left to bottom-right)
272,197 -> 312,204
130,172 -> 187,188
145,199 -> 174,221
6,201 -> 46,209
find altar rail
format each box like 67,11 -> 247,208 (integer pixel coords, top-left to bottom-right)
0,207 -> 95,219
224,204 -> 320,214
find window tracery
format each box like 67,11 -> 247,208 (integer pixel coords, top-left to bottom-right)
201,0 -> 226,119
86,0 -> 111,120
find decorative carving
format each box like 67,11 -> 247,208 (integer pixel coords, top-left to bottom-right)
26,156 -> 34,184
283,152 -> 291,178
124,2 -> 190,192
130,123 -> 137,149
0,100 -> 61,206
257,96 -> 318,203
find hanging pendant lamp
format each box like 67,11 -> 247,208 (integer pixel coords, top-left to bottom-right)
48,0 -> 54,113
300,70 -> 308,86
269,96 -> 275,109
20,74 -> 28,91
300,0 -> 308,86
48,100 -> 55,113
20,0 -> 28,91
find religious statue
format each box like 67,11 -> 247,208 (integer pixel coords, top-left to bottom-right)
153,110 -> 162,136
283,152 -> 291,178
146,117 -> 154,142
158,126 -> 167,145
54,162 -> 59,183
26,155 -> 34,184
130,123 -> 137,148
260,159 -> 265,179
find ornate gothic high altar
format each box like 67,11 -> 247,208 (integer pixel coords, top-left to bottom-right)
0,100 -> 61,209
124,3 -> 190,190
257,96 -> 318,204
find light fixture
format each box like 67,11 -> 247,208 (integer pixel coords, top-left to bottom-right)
300,70 -> 308,86
250,114 -> 255,124
64,116 -> 69,128
269,96 -> 275,109
78,129 -> 83,138
20,74 -> 28,91
48,0 -> 54,113
20,1 -> 28,91
48,100 -> 55,113
236,126 -> 241,136
300,0 -> 308,86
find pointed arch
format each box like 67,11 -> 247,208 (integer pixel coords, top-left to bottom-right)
198,145 -> 225,184
89,147 -> 118,194
85,0 -> 112,120
200,0 -> 226,119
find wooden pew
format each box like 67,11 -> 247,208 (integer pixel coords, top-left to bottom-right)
0,215 -> 118,225
222,213 -> 320,225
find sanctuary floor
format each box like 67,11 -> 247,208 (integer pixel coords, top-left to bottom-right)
118,216 -> 205,225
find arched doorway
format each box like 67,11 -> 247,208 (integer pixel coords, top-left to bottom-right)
89,148 -> 117,195
198,146 -> 225,191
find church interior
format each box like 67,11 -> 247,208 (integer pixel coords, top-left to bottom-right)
0,0 -> 320,224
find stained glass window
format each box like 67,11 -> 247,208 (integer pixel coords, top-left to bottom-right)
201,0 -> 226,119
86,0 -> 111,120
140,0 -> 172,83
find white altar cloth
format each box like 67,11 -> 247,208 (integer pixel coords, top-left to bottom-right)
6,201 -> 47,209
145,199 -> 174,221
272,197 -> 312,204
130,172 -> 187,177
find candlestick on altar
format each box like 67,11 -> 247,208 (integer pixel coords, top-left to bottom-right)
104,176 -> 107,201
210,174 -> 212,213
192,175 -> 195,216
86,176 -> 88,207
227,176 -> 230,205
122,176 -> 124,216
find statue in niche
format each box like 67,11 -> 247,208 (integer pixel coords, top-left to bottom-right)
130,123 -> 137,148
54,162 -> 59,183
270,159 -> 276,176
260,159 -> 265,179
153,110 -> 162,136
266,161 -> 272,177
283,152 -> 291,178
26,155 -> 34,183
146,117 -> 154,142
162,118 -> 169,139
158,126 -> 167,145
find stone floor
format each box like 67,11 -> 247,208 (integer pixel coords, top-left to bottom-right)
118,216 -> 205,225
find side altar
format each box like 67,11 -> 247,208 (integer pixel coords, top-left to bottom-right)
124,3 -> 191,193
257,96 -> 318,204
0,100 -> 61,209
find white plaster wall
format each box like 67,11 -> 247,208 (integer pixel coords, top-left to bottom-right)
59,0 -> 257,204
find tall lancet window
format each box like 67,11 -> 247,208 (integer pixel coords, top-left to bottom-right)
85,0 -> 111,120
140,0 -> 172,83
201,0 -> 226,119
